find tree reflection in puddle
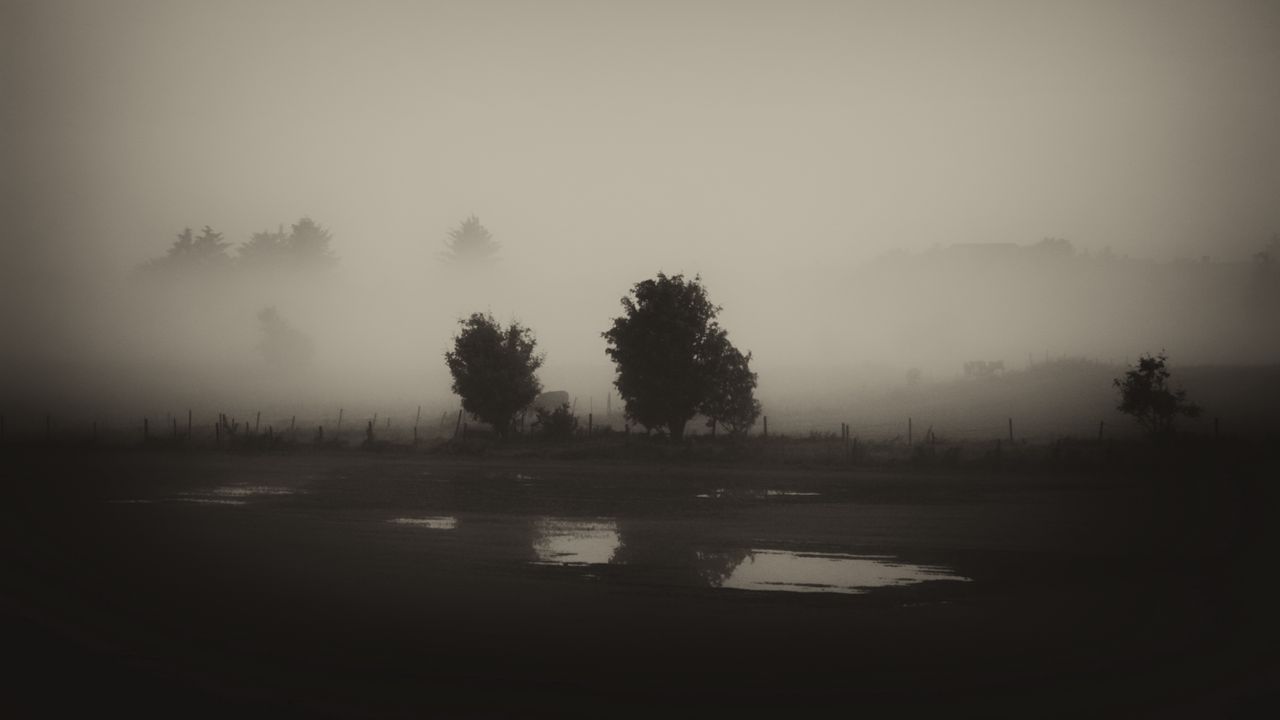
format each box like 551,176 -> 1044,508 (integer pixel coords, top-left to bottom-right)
708,550 -> 970,594
532,518 -> 621,565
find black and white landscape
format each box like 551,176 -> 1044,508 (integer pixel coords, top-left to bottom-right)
3,1 -> 1279,716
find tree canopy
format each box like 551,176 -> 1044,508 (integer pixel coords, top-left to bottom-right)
444,312 -> 543,437
603,273 -> 759,440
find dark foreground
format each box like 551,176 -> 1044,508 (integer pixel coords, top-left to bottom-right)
3,448 -> 1277,717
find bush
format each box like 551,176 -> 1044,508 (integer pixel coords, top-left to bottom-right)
532,403 -> 578,441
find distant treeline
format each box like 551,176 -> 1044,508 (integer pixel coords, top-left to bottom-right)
843,236 -> 1280,367
139,217 -> 337,277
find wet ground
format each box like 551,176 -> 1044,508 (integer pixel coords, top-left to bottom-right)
3,450 -> 1277,716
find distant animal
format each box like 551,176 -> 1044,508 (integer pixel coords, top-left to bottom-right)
530,390 -> 570,412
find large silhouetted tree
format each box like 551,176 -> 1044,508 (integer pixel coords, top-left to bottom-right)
603,273 -> 756,441
441,215 -> 500,266
1114,351 -> 1201,438
445,313 -> 543,437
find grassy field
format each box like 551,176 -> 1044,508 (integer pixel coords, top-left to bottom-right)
2,446 -> 1277,716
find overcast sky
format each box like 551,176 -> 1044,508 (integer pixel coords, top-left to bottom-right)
7,0 -> 1279,278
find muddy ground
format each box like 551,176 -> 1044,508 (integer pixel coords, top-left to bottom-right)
2,448 -> 1277,717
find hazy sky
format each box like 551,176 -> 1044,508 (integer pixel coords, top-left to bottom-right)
3,0 -> 1280,414
7,0 -> 1279,277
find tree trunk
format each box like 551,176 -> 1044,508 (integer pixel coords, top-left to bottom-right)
668,418 -> 686,442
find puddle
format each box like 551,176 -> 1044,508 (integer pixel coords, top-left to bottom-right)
711,550 -> 969,595
388,516 -> 458,530
168,485 -> 298,505
173,498 -> 247,506
207,485 -> 298,497
695,489 -> 821,499
532,518 -> 621,565
514,473 -> 538,482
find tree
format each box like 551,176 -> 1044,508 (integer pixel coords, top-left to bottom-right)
257,306 -> 314,369
143,225 -> 231,274
441,215 -> 500,266
1113,351 -> 1201,438
603,273 -> 757,441
701,340 -> 761,436
444,313 -> 543,437
237,225 -> 289,270
283,217 -> 337,268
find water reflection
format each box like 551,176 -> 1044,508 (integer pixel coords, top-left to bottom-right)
711,550 -> 970,594
532,518 -> 621,565
169,485 -> 298,505
388,516 -> 458,530
695,489 -> 821,499
209,485 -> 297,497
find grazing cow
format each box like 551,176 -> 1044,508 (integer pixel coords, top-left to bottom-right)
530,391 -> 570,412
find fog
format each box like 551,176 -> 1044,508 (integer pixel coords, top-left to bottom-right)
4,0 -> 1279,428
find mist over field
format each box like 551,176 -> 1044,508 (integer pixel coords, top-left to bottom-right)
4,0 -> 1279,433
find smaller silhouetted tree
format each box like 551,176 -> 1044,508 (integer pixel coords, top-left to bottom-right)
444,313 -> 543,437
1114,351 -> 1201,438
441,215 -> 500,266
